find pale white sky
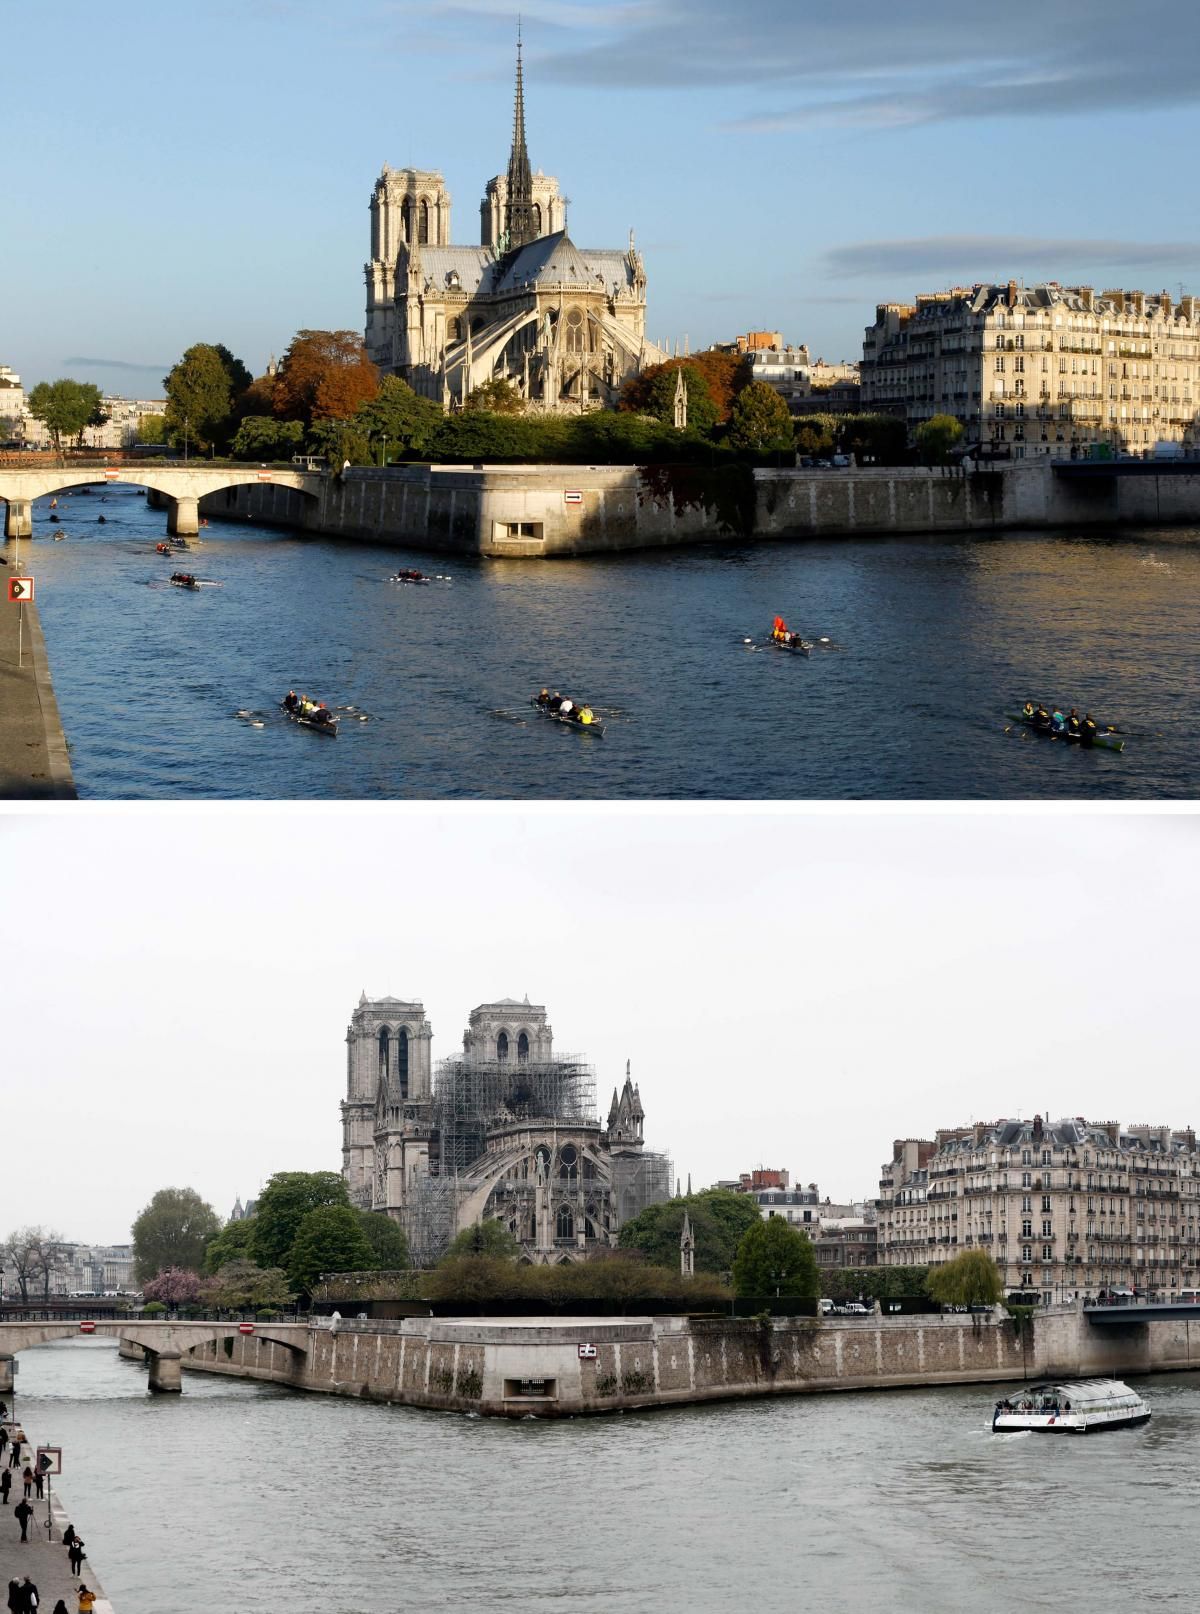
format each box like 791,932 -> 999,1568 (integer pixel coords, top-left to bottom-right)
2,808 -> 1195,1245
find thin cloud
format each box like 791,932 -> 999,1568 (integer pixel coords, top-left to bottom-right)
63,356 -> 171,372
823,237 -> 1200,283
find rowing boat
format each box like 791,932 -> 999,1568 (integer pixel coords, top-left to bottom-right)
170,575 -> 200,590
280,701 -> 339,736
1005,714 -> 1125,752
771,636 -> 813,657
530,698 -> 605,737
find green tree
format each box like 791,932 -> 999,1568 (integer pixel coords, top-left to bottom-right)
465,377 -> 525,414
251,1171 -> 349,1270
727,381 -> 795,453
162,342 -> 251,453
132,1188 -> 221,1284
618,1190 -> 761,1274
354,375 -> 444,460
203,1217 -> 257,1276
27,380 -> 106,449
307,416 -> 372,468
205,1259 -> 294,1311
355,1211 -> 411,1269
914,412 -> 964,465
795,419 -> 837,459
136,413 -> 166,446
229,415 -> 305,462
443,1220 -> 520,1261
837,412 -> 908,465
286,1205 -> 375,1293
924,1250 -> 1004,1307
644,363 -> 719,432
732,1217 -> 819,1299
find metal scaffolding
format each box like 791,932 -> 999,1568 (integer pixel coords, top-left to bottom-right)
406,1172 -> 465,1269
612,1148 -> 673,1227
431,1055 -> 597,1176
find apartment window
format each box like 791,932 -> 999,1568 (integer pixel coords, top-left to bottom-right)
995,355 -> 1005,372
1022,1196 -> 1032,1212
1022,1172 -> 1032,1188
1022,1245 -> 1033,1262
1043,1220 -> 1053,1237
1022,1219 -> 1033,1237
1043,1247 -> 1054,1262
1042,1196 -> 1052,1212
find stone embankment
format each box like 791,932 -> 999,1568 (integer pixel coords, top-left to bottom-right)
201,459 -> 1200,559
0,1421 -> 114,1611
0,555 -> 74,799
182,1307 -> 1200,1418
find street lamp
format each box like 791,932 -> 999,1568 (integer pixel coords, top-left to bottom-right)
380,433 -> 389,468
183,415 -> 190,464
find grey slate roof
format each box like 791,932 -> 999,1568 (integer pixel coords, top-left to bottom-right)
412,231 -> 633,299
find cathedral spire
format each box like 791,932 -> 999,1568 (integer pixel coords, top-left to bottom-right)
504,24 -> 536,251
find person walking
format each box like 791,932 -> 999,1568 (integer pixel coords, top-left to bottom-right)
6,1581 -> 19,1613
1,1466 -> 11,1505
8,1431 -> 25,1468
13,1497 -> 33,1542
66,1541 -> 84,1578
18,1579 -> 37,1613
0,1424 -> 9,1459
75,1589 -> 94,1614
52,1603 -> 68,1614
31,1467 -> 43,1502
20,1466 -> 32,1500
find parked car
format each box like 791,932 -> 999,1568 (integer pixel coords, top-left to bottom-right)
818,1298 -> 835,1315
843,1301 -> 871,1314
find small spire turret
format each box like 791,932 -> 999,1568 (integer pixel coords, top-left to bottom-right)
504,26 -> 536,251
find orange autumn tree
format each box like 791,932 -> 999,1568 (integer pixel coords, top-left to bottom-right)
273,330 -> 380,427
619,349 -> 751,424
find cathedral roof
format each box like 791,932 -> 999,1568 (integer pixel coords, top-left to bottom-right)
411,233 -> 637,300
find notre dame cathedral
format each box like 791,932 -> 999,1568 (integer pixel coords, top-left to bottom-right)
341,992 -> 671,1265
363,36 -> 665,412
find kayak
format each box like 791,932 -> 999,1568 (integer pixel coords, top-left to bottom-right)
530,698 -> 605,737
281,701 -> 339,736
1005,714 -> 1125,753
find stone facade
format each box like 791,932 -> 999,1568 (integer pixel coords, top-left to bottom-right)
343,993 -> 670,1264
878,1117 -> 1200,1303
363,42 -> 664,410
862,281 -> 1200,458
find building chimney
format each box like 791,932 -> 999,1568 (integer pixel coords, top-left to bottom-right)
1079,287 -> 1094,312
1007,279 -> 1018,310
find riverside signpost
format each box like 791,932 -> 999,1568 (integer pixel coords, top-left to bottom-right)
7,574 -> 35,668
36,1445 -> 62,1539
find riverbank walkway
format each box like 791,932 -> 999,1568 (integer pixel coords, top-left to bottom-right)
0,549 -> 75,800
0,1423 -> 113,1612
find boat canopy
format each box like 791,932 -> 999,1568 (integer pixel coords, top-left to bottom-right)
1032,1379 -> 1140,1405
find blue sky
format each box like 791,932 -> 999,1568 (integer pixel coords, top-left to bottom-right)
5,0 -> 1200,398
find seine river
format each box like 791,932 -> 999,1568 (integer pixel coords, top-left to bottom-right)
23,483 -> 1200,798
15,1341 -> 1200,1613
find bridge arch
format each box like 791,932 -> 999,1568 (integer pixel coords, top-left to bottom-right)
0,1320 -> 309,1394
0,465 -> 323,540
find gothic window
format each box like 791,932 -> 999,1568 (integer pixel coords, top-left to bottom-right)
559,1144 -> 577,1181
378,1028 -> 390,1075
529,1214 -> 537,1240
565,307 -> 587,354
556,1205 -> 574,1240
418,198 -> 429,245
403,200 -> 414,244
397,1027 -> 409,1100
497,1031 -> 509,1062
447,317 -> 461,343
517,1031 -> 530,1063
532,203 -> 542,235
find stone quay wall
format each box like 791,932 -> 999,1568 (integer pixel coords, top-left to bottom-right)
179,1308 -> 1200,1418
200,460 -> 1200,559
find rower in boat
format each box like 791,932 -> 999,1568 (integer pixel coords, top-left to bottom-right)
170,571 -> 198,587
1067,708 -> 1082,739
283,690 -> 299,713
155,542 -> 172,555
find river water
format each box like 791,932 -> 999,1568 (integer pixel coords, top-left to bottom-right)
15,1340 -> 1200,1613
20,484 -> 1200,798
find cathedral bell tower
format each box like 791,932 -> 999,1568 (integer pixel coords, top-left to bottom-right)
343,993 -> 434,1213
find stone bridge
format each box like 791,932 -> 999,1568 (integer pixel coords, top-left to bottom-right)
0,1319 -> 311,1393
0,463 -> 324,539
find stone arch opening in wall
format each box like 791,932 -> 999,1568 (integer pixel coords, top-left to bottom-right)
517,1031 -> 529,1063
448,317 -> 462,343
419,198 -> 430,245
556,1204 -> 574,1240
497,1031 -> 509,1062
565,306 -> 588,354
397,1026 -> 409,1099
379,1027 -> 390,1076
532,203 -> 542,235
403,199 -> 414,244
559,1143 -> 578,1183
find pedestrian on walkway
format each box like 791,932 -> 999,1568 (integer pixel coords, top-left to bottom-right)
60,1525 -> 75,1550
18,1578 -> 37,1612
1,1467 -> 11,1505
6,1580 -> 19,1613
0,1424 -> 9,1459
13,1497 -> 33,1541
75,1589 -> 94,1614
20,1466 -> 32,1499
67,1541 -> 83,1578
31,1470 -> 43,1502
8,1431 -> 25,1468
52,1602 -> 68,1614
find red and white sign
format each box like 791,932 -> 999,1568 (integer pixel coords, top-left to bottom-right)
78,1321 -> 96,1334
256,471 -> 274,482
578,1343 -> 597,1359
104,468 -> 120,481
564,490 -> 583,505
7,577 -> 34,603
238,1322 -> 255,1335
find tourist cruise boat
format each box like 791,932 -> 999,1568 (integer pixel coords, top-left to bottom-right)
991,1379 -> 1150,1434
